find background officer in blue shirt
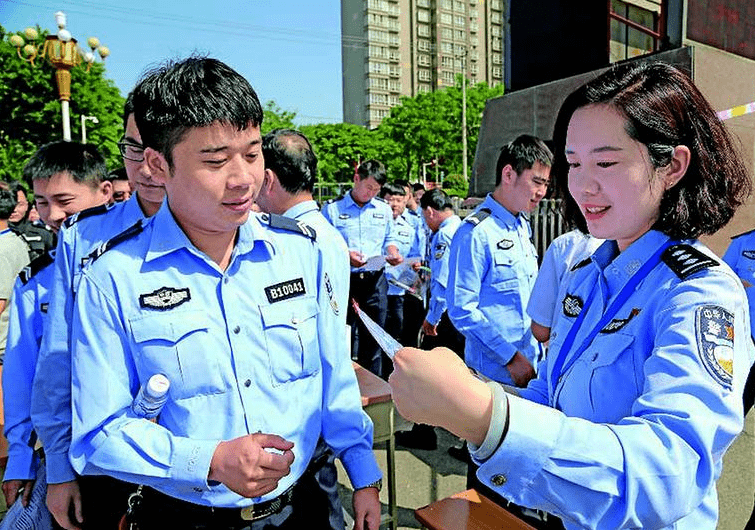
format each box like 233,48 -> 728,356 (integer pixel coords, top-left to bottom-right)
255,128 -> 351,530
447,135 -> 552,388
322,160 -> 402,378
2,142 -> 113,521
69,57 -> 381,530
31,94 -> 165,530
389,61 -> 754,530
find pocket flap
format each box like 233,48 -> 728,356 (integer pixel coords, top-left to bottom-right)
129,310 -> 208,343
260,296 -> 319,329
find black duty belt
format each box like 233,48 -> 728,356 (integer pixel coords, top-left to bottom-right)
351,269 -> 383,280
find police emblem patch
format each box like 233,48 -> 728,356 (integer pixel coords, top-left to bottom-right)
324,273 -> 339,315
696,305 -> 734,390
562,294 -> 583,318
434,242 -> 447,260
497,239 -> 514,250
265,278 -> 306,304
743,250 -> 755,260
139,287 -> 191,311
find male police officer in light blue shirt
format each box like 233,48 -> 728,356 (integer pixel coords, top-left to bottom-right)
30,95 -> 165,529
447,135 -> 552,387
322,161 -> 402,378
255,128 -> 351,529
68,57 -> 381,530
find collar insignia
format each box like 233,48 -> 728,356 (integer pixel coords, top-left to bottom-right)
139,287 -> 191,311
265,278 -> 306,304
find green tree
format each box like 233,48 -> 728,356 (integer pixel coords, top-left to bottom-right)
261,100 -> 296,135
0,25 -> 125,183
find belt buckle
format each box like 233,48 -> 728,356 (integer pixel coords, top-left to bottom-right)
240,505 -> 256,521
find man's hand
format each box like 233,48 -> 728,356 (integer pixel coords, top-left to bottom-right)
421,319 -> 437,336
209,433 -> 295,498
385,245 -> 403,266
506,351 -> 535,387
2,478 -> 34,507
353,486 -> 381,530
349,251 -> 367,268
47,480 -> 83,530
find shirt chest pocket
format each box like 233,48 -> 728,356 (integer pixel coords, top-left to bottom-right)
491,250 -> 518,287
129,310 -> 227,399
583,332 -> 639,422
260,296 -> 320,386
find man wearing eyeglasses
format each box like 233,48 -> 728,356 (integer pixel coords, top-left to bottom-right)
31,92 -> 166,529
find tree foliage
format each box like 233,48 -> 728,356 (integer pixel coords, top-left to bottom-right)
261,100 -> 296,135
0,25 -> 125,184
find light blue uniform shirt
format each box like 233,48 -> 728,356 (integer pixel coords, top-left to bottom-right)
321,193 -> 399,272
385,210 -> 424,296
722,229 -> 755,337
475,231 -> 753,530
527,229 -> 603,330
69,204 -> 379,507
447,194 -> 540,384
32,195 -> 148,483
284,200 -> 349,330
2,253 -> 54,481
425,215 -> 461,326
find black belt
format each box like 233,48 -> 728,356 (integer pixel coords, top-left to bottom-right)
141,482 -> 296,524
351,269 -> 383,280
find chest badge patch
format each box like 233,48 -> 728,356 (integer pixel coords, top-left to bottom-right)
339,213 -> 350,219
497,239 -> 514,250
265,278 -> 306,304
139,287 -> 191,311
324,273 -> 339,315
601,308 -> 640,333
373,213 -> 385,220
562,294 -> 583,318
743,250 -> 755,260
696,305 -> 734,390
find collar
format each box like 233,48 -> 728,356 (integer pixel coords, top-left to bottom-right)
438,214 -> 459,231
345,191 -> 377,210
481,194 -> 520,228
593,230 -> 670,294
284,200 -> 319,219
125,192 -> 151,220
144,202 -> 273,263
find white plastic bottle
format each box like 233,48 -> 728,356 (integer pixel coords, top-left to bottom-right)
132,374 -> 170,419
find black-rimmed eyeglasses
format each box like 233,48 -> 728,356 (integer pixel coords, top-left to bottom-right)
117,138 -> 145,162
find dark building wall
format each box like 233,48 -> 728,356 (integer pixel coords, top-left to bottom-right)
505,0 -> 609,92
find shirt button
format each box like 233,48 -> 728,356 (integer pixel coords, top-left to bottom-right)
244,379 -> 252,387
591,353 -> 599,362
291,317 -> 299,325
223,277 -> 229,284
233,326 -> 241,334
193,487 -> 203,493
491,474 -> 507,486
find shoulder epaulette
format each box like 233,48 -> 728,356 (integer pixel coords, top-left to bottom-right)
730,227 -> 755,240
374,196 -> 387,204
85,220 -> 144,265
464,208 -> 492,226
262,213 -> 317,241
63,203 -> 113,229
662,244 -> 719,280
18,250 -> 55,285
407,208 -> 419,217
325,195 -> 345,205
570,257 -> 592,271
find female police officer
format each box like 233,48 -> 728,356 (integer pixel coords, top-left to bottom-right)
388,61 -> 754,529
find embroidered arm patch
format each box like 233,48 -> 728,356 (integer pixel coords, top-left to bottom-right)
696,305 -> 734,390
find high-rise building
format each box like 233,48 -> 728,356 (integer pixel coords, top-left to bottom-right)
341,0 -> 505,129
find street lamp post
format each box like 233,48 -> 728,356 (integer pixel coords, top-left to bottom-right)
81,115 -> 99,143
9,11 -> 109,142
458,49 -> 468,183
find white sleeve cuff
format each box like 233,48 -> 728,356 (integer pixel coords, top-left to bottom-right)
468,381 -> 509,461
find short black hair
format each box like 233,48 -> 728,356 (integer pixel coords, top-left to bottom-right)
381,182 -> 406,197
552,61 -> 751,238
262,129 -> 317,194
495,134 -> 553,186
356,159 -> 387,186
420,188 -> 453,211
0,188 -> 17,220
123,90 -> 134,130
108,167 -> 129,182
394,179 -> 410,190
22,141 -> 108,189
133,56 -> 263,168
412,183 -> 426,192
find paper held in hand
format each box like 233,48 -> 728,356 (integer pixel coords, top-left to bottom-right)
352,300 -> 403,360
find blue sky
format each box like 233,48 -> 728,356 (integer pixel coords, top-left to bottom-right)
1,0 -> 345,125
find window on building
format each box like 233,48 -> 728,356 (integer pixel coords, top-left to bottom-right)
491,0 -> 502,10
389,65 -> 400,77
418,39 -> 431,51
491,12 -> 502,24
441,0 -> 452,9
418,24 -> 431,37
492,66 -> 502,78
388,95 -> 400,106
389,79 -> 401,92
492,36 -> 502,51
368,61 -> 389,75
442,70 -> 454,83
440,12 -> 452,25
418,84 -> 431,93
441,41 -> 453,53
454,1 -> 465,12
492,54 -> 502,64
417,0 -> 430,6
454,15 -> 465,26
389,34 -> 399,46
418,69 -> 431,81
610,0 -> 662,63
370,77 -> 389,90
390,49 -> 400,61
455,29 -> 464,40
417,9 -> 430,22
441,28 -> 453,39
418,54 -> 431,66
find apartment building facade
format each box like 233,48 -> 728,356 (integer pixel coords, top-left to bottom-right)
341,0 -> 505,129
